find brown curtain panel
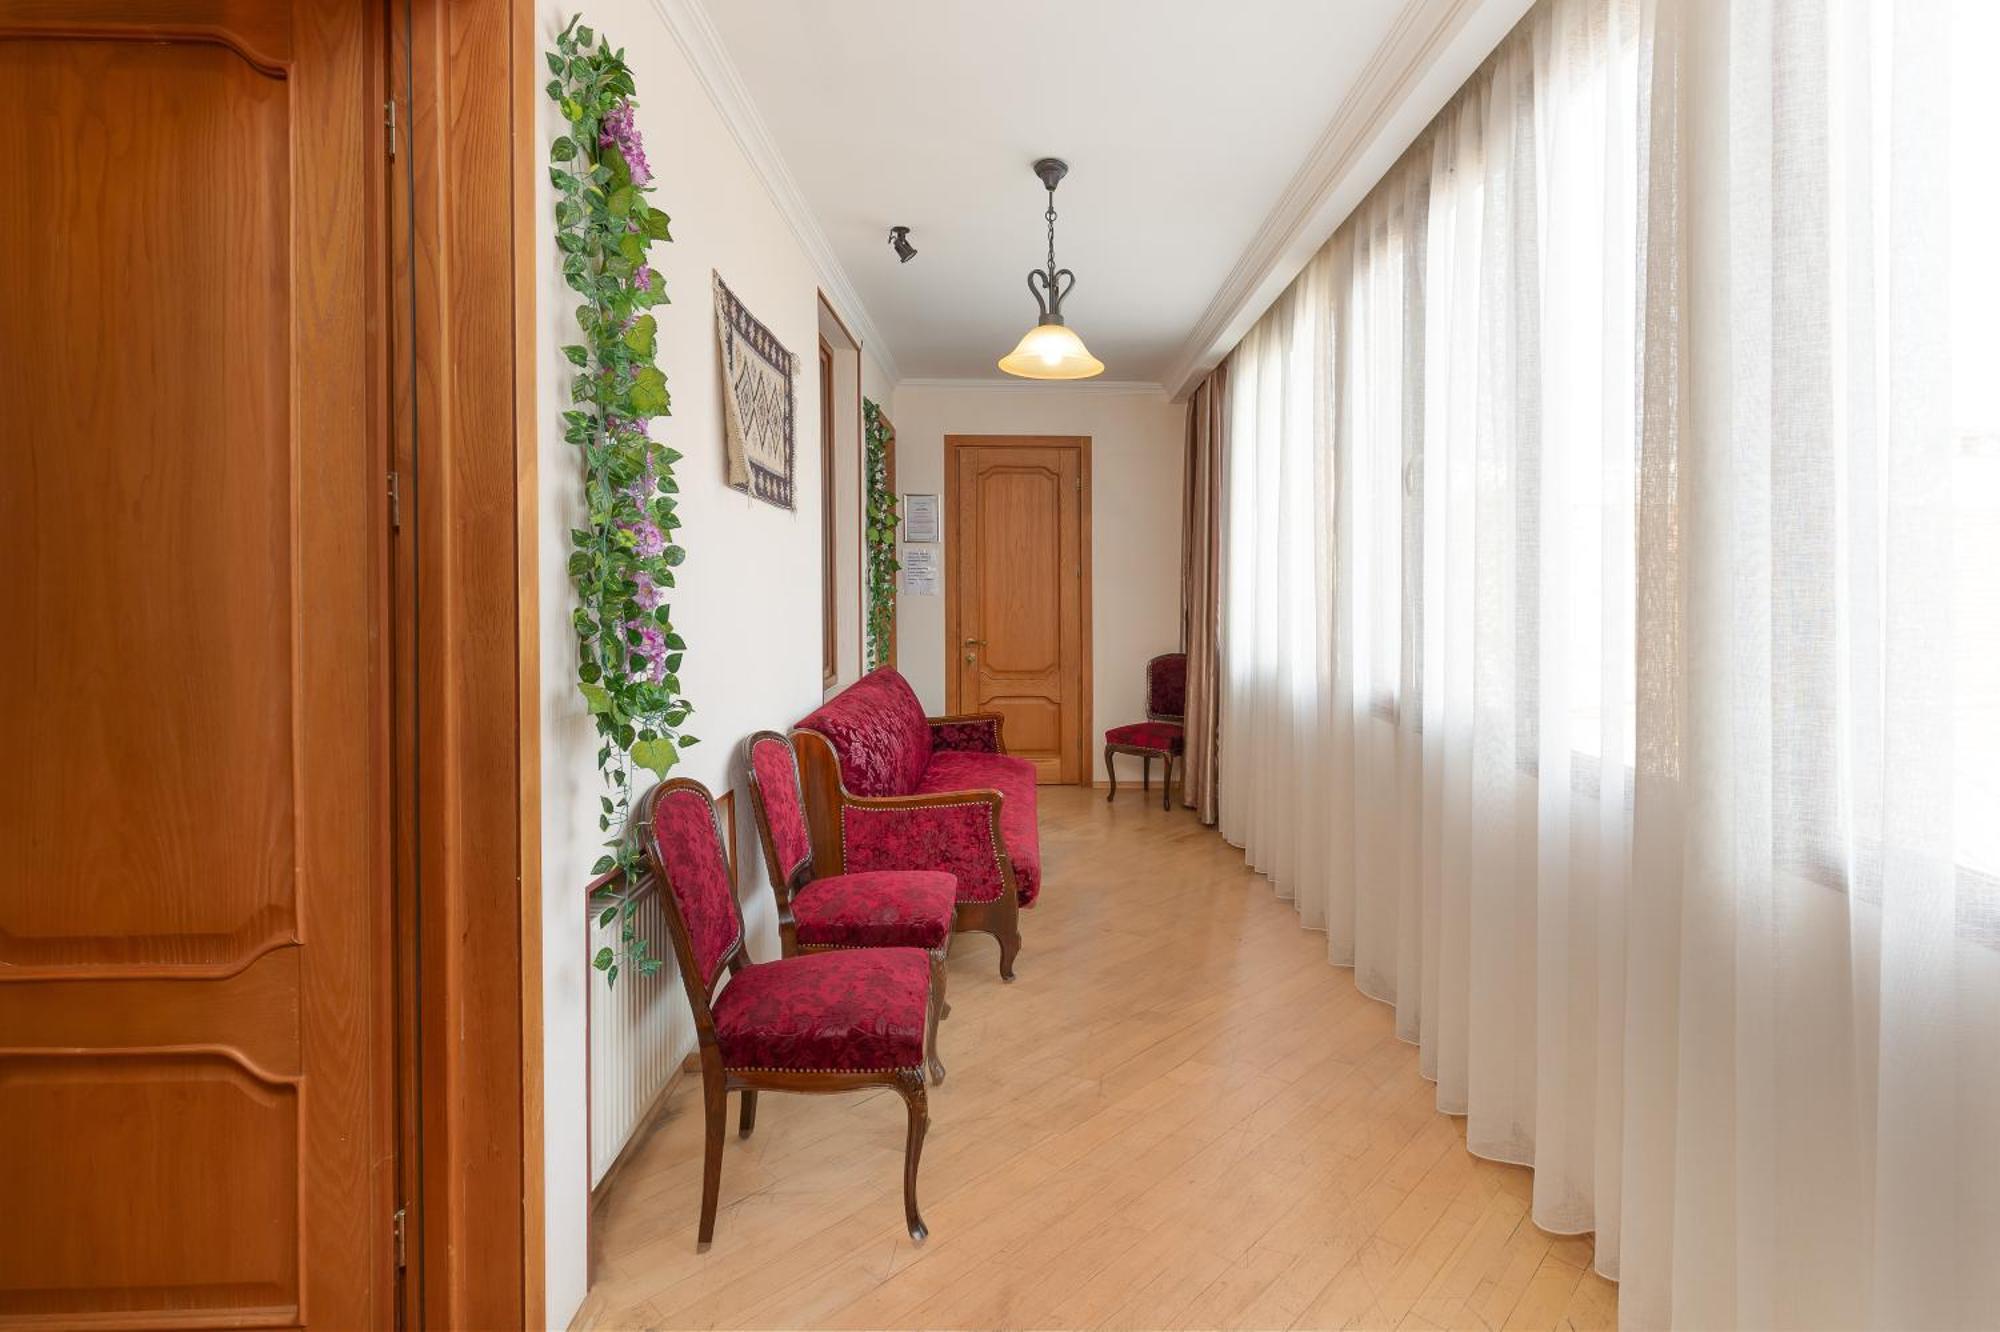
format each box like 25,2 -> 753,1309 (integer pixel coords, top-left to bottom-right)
1180,362 -> 1226,823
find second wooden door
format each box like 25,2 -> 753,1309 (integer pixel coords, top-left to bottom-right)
947,437 -> 1091,784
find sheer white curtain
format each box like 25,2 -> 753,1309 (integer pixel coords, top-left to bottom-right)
1216,0 -> 2000,1325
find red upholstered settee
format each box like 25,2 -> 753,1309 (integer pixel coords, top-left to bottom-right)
792,668 -> 1037,979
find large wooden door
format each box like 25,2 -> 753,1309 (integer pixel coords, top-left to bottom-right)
0,4 -> 394,1327
946,437 -> 1092,784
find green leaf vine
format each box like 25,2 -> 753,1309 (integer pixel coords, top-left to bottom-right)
547,17 -> 694,986
863,399 -> 900,671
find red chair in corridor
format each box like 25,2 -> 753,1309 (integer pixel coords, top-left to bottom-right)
1103,651 -> 1187,809
744,729 -> 957,1065
636,777 -> 939,1245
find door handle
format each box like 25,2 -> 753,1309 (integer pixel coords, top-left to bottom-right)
963,638 -> 985,646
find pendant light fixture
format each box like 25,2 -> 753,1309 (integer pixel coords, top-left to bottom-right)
998,157 -> 1105,380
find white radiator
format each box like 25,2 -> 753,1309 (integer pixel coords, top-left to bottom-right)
587,883 -> 689,1187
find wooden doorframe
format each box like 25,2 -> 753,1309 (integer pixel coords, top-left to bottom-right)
816,291 -> 866,684
818,335 -> 838,688
391,0 -> 542,1325
943,435 -> 1094,785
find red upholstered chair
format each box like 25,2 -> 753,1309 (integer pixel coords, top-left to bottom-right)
792,668 -> 1031,980
744,729 -> 957,1058
636,777 -> 939,1245
1104,651 -> 1187,809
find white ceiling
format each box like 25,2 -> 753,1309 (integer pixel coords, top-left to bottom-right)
698,0 -> 1414,387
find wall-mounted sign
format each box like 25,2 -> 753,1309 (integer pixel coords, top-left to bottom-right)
901,545 -> 939,597
902,492 -> 939,543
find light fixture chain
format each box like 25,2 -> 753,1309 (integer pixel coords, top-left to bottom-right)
1045,188 -> 1057,277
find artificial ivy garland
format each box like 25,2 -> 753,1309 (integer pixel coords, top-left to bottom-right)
547,17 -> 694,985
862,399 -> 900,671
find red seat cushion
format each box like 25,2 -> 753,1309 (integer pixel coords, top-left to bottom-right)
916,750 -> 1042,906
1105,720 -> 1185,754
793,870 -> 955,951
712,949 -> 931,1073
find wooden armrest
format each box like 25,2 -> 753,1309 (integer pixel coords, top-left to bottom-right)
840,786 -> 1005,812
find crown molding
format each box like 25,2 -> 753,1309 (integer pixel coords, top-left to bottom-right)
649,0 -> 900,383
897,377 -> 1169,397
1161,0 -> 1533,400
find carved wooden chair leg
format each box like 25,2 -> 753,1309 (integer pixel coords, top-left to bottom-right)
1142,753 -> 1151,792
926,959 -> 947,1086
697,1060 -> 727,1246
997,925 -> 1022,983
996,890 -> 1022,981
1162,751 -> 1174,810
895,1069 -> 930,1242
932,949 -> 951,1020
737,1088 -> 758,1138
1104,744 -> 1117,802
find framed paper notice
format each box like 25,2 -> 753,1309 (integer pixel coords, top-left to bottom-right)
901,545 -> 939,597
903,493 -> 939,543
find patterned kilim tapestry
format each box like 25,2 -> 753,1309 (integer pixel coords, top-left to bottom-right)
713,271 -> 797,509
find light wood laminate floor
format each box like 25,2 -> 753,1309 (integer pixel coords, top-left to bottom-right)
575,785 -> 1618,1331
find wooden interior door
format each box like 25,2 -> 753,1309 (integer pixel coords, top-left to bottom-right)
947,437 -> 1091,784
0,4 -> 395,1326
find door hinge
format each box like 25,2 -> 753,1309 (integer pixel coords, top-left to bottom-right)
393,1206 -> 407,1269
388,471 -> 403,531
385,98 -> 398,161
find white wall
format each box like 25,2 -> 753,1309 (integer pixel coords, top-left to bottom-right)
534,6 -> 889,1323
888,384 -> 1186,780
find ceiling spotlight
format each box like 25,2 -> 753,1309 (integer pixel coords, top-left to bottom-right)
888,226 -> 917,263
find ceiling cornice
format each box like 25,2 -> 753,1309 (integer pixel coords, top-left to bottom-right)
1161,0 -> 1532,400
897,377 -> 1169,397
649,0 -> 900,383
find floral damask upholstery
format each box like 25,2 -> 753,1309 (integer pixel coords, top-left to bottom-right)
1147,652 -> 1188,719
1105,720 -> 1185,754
844,800 -> 1010,903
795,667 -> 933,797
916,751 -> 1041,904
792,870 -> 955,950
711,947 -> 931,1072
649,784 -> 742,988
748,734 -> 813,884
929,718 -> 1001,753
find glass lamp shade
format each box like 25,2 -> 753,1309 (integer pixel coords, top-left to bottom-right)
998,321 -> 1105,380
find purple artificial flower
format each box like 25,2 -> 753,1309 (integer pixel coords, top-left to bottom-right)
626,519 -> 666,559
598,100 -> 652,187
627,619 -> 669,683
632,571 -> 667,611
622,458 -> 657,505
634,264 -> 653,293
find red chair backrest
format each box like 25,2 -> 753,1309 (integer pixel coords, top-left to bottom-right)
640,780 -> 745,997
1147,652 -> 1187,721
746,732 -> 813,889
793,666 -> 932,796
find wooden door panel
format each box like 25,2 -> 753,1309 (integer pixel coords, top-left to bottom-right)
0,39 -> 296,976
0,1052 -> 301,1323
949,440 -> 1089,783
977,467 -> 1063,675
0,4 -> 389,1327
